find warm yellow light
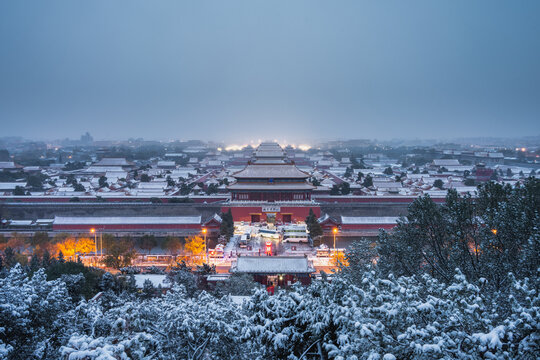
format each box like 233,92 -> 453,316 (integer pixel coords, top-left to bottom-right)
90,228 -> 95,233
333,227 -> 338,234
298,144 -> 311,151
224,144 -> 248,151
521,148 -> 526,152
202,228 -> 207,234
491,229 -> 497,235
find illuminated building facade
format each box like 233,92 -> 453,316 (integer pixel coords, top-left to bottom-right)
225,143 -> 320,223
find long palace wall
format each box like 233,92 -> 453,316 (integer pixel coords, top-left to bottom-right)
320,202 -> 410,217
0,199 -> 418,237
1,199 -> 413,222
221,204 -> 321,223
0,202 -> 222,220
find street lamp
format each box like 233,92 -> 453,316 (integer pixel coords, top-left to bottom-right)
202,228 -> 208,263
99,229 -> 103,258
90,228 -> 97,256
332,227 -> 338,251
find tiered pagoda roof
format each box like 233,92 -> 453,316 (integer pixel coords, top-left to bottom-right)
228,142 -> 315,198
252,142 -> 288,164
232,163 -> 310,179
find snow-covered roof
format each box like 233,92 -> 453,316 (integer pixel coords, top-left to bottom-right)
0,182 -> 26,190
105,171 -> 127,179
84,166 -> 125,173
54,216 -> 201,225
138,182 -> 167,189
129,190 -> 165,196
205,213 -> 222,224
94,158 -> 133,166
373,181 -> 403,189
228,183 -> 315,190
170,168 -> 195,178
0,162 -> 17,169
206,160 -> 223,166
233,164 -> 309,179
423,190 -> 448,196
232,256 -> 315,274
23,166 -> 41,171
9,220 -> 33,226
157,161 -> 176,167
433,159 -> 460,166
340,216 -> 400,225
451,187 -> 478,194
36,219 -> 54,225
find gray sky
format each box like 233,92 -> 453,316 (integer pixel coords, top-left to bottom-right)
1,0 -> 539,143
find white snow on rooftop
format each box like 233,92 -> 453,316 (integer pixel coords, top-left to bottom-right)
340,216 -> 400,225
54,216 -> 201,225
233,164 -> 309,179
233,256 -> 314,274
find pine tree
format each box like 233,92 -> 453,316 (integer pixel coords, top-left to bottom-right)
362,174 -> 373,188
340,182 -> 351,195
142,279 -> 155,299
305,209 -> 323,239
29,254 -> 40,272
41,249 -> 52,268
220,209 -> 234,240
3,247 -> 15,268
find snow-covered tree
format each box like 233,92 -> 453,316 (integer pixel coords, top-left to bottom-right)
378,178 -> 540,289
0,265 -> 72,359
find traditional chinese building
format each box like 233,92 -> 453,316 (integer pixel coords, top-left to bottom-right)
230,256 -> 315,286
224,142 -> 320,223
228,142 -> 314,202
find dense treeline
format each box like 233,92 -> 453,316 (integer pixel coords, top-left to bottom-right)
0,179 -> 538,359
378,178 -> 539,288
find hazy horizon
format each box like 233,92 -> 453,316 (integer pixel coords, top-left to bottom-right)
1,1 -> 539,142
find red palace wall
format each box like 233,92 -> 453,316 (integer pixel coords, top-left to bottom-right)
0,195 -> 448,204
221,205 -> 321,223
313,196 -> 446,204
0,196 -> 228,203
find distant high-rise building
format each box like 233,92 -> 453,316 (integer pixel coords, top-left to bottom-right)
80,132 -> 94,144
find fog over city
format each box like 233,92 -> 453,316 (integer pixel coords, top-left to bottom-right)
1,0 -> 539,142
1,2 -> 539,360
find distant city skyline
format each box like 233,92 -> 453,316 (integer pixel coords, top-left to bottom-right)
1,1 -> 539,142
3,134 -> 539,150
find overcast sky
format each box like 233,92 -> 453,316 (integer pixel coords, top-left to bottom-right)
1,1 -> 539,143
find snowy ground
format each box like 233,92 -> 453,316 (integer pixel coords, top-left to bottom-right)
134,274 -> 168,288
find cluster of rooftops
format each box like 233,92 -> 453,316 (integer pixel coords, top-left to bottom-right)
0,142 -> 536,200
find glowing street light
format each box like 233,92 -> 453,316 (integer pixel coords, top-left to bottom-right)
202,228 -> 208,263
90,228 -> 97,255
332,227 -> 338,251
491,229 -> 498,235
